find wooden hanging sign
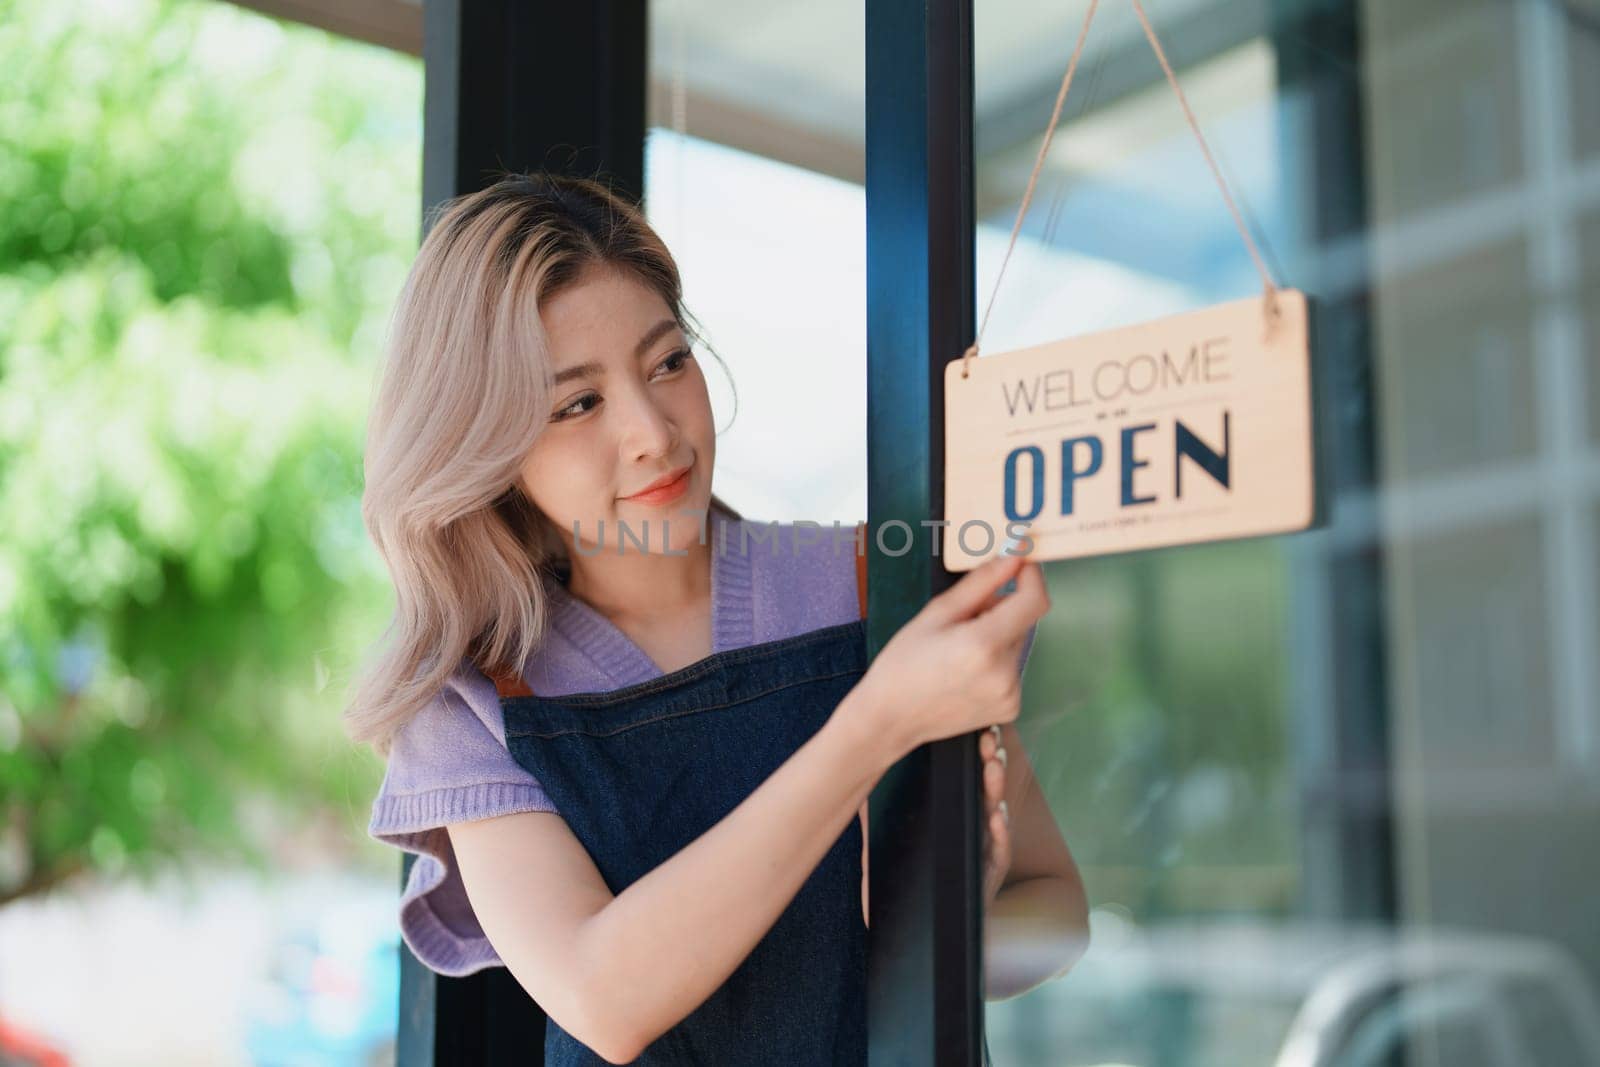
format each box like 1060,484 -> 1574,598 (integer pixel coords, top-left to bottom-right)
942,290 -> 1316,570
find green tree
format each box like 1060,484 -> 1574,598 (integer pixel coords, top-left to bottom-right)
0,0 -> 420,904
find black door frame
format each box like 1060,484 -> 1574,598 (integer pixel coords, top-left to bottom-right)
863,0 -> 989,1063
399,3 -> 645,1064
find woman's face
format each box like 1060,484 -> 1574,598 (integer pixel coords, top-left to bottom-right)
519,263 -> 716,556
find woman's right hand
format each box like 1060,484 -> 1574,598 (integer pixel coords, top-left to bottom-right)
852,549 -> 1050,758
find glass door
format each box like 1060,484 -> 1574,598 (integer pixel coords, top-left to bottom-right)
973,1 -> 1600,1063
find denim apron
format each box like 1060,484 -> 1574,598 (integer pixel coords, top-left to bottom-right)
496,618 -> 871,1065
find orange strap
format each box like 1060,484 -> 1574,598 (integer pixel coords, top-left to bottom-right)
493,663 -> 534,699
855,520 -> 868,620
492,523 -> 870,700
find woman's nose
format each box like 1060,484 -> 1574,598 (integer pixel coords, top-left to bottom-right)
617,383 -> 677,458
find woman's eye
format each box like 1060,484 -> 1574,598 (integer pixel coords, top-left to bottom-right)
551,351 -> 690,421
654,348 -> 693,376
553,393 -> 599,421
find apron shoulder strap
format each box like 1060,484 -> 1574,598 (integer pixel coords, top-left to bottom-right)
491,667 -> 534,700
469,627 -> 533,700
856,520 -> 867,620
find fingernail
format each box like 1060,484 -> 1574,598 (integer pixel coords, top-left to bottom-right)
997,527 -> 1029,595
996,746 -> 1007,769
999,800 -> 1009,823
1000,522 -> 1032,557
988,724 -> 1002,744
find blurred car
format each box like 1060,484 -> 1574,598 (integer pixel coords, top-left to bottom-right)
984,917 -> 1600,1066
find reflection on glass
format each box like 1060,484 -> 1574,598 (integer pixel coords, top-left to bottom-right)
977,0 -> 1600,1063
1583,211 -> 1600,447
639,127 -> 867,523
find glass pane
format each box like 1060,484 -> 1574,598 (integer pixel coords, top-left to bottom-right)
975,1 -> 1600,1064
1571,11 -> 1600,163
644,1 -> 866,523
1583,208 -> 1600,447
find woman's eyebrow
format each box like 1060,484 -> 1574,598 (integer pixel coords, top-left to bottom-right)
550,319 -> 682,385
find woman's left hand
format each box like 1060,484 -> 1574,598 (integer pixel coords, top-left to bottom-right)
980,723 -> 1011,910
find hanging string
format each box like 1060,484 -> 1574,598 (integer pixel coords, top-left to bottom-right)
1127,0 -> 1280,308
961,0 -> 1283,380
965,0 -> 1101,380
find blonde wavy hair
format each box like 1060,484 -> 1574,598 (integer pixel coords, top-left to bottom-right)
345,172 -> 741,757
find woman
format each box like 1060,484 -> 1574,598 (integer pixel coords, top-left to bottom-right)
349,172 -> 1087,1064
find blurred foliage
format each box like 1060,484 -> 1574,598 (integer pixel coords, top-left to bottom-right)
1018,538 -> 1297,921
0,0 -> 1297,924
0,0 -> 420,905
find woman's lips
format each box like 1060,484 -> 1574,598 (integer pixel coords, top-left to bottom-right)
623,465 -> 692,505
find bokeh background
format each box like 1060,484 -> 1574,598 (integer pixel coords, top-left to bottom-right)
1,0 -> 418,1061
7,0 -> 1600,1064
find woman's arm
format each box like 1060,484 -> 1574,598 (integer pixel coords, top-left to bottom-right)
449,686 -> 899,1064
983,721 -> 1090,1000
452,551 -> 1044,1061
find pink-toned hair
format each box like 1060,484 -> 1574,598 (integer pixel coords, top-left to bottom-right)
344,172 -> 740,757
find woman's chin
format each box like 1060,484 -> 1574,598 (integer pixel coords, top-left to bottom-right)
608,499 -> 710,550
660,497 -> 713,546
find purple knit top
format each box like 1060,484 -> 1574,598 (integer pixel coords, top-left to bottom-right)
367,510 -> 1036,976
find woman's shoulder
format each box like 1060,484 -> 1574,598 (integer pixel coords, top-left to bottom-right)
732,517 -> 863,642
405,655 -> 509,745
379,657 -> 518,783
368,658 -> 556,980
